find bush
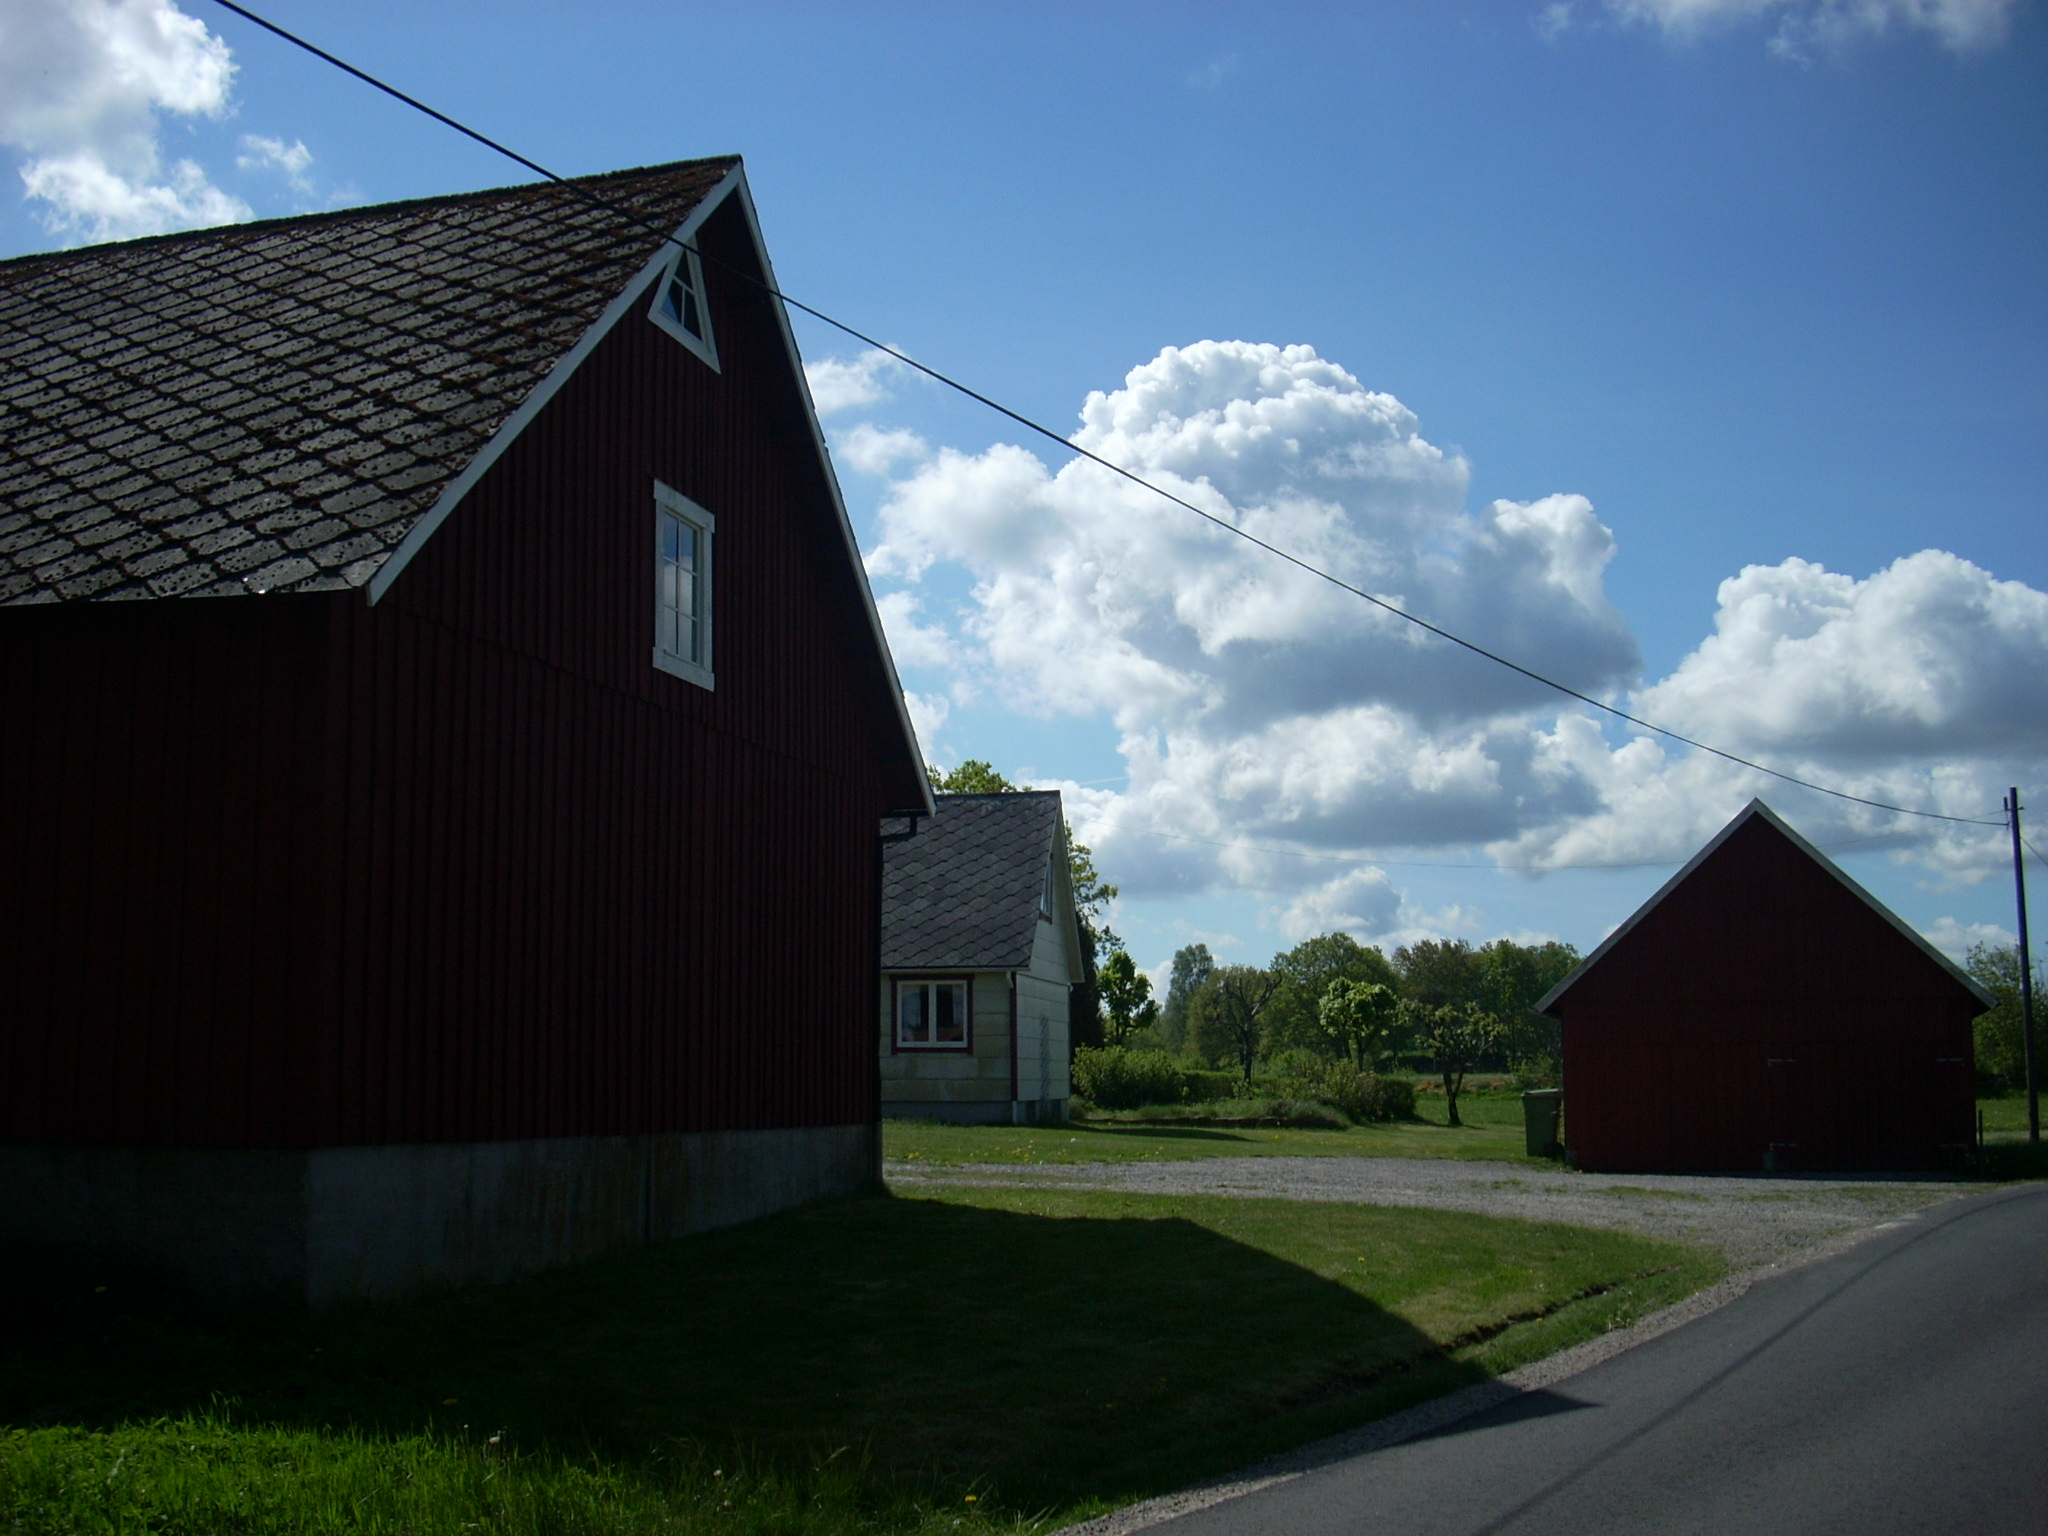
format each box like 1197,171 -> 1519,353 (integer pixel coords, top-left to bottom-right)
1276,1058 -> 1417,1123
1072,1046 -> 1187,1110
1363,1075 -> 1416,1121
1182,1068 -> 1246,1104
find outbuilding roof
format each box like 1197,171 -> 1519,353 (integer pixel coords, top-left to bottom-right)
1537,799 -> 1997,1015
0,157 -> 735,604
882,792 -> 1065,971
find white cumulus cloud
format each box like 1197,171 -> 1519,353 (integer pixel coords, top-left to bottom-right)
0,0 -> 252,242
805,348 -> 905,416
856,338 -> 2048,939
237,132 -> 311,193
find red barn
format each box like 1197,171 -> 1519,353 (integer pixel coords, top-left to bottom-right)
1540,800 -> 1992,1173
0,158 -> 930,1303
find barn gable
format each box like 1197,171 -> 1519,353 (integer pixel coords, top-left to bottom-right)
1539,800 -> 1994,1017
0,160 -> 924,804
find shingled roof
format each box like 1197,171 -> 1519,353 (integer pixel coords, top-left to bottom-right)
882,792 -> 1065,971
0,157 -> 736,605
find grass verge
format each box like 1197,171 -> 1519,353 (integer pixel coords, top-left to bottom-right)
1,1185 -> 1717,1534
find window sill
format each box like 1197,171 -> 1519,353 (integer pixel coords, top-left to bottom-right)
652,648 -> 715,691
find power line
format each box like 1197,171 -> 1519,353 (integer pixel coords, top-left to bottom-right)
1123,824 -> 1914,874
210,0 -> 2007,832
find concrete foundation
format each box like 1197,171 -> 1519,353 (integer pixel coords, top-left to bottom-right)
0,1122 -> 878,1308
882,1099 -> 1068,1127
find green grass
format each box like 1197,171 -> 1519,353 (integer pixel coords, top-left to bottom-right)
1979,1089 -> 2040,1141
1,1185 -> 1718,1534
890,1090 -> 1534,1168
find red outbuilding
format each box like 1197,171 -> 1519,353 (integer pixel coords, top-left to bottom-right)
1539,800 -> 1992,1173
0,158 -> 930,1303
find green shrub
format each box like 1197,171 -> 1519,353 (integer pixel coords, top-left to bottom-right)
1181,1069 -> 1245,1104
1276,1059 -> 1417,1123
1072,1046 -> 1188,1109
1363,1075 -> 1416,1121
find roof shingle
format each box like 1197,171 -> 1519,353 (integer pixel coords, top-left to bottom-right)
881,793 -> 1063,971
0,157 -> 736,605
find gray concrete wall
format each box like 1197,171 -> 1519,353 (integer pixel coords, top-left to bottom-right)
0,1122 -> 878,1308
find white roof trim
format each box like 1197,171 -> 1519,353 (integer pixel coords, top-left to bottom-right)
358,163 -> 931,813
365,163 -> 746,606
1536,798 -> 1996,1015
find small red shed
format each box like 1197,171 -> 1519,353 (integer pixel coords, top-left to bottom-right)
0,159 -> 931,1302
1539,800 -> 1993,1173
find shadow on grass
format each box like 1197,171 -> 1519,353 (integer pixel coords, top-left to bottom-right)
0,1191 -> 1491,1514
1063,1123 -> 1261,1144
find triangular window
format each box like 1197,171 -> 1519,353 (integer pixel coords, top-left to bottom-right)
648,242 -> 719,369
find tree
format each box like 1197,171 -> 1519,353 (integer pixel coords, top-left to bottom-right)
1408,1001 -> 1503,1128
1158,942 -> 1213,1052
1317,977 -> 1400,1071
1392,938 -> 1480,1009
1265,933 -> 1399,1057
1189,965 -> 1282,1083
1097,948 -> 1160,1048
1967,942 -> 2042,1088
1473,938 -> 1579,1072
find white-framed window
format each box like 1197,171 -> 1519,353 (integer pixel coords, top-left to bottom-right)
647,242 -> 719,369
652,481 -> 714,690
895,976 -> 971,1051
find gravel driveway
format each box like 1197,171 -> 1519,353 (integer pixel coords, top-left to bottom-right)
886,1156 -> 1975,1269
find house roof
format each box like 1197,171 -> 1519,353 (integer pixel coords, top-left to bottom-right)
1537,799 -> 1997,1015
882,792 -> 1065,971
0,157 -> 736,604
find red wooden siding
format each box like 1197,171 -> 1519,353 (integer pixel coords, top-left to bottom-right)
1559,814 -> 1979,1172
1,190 -> 914,1149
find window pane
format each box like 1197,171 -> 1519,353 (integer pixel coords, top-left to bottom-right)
899,986 -> 928,1044
681,289 -> 703,338
936,983 -> 965,1043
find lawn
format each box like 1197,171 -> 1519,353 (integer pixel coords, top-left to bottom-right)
0,1184 -> 1718,1534
888,1088 -> 1534,1168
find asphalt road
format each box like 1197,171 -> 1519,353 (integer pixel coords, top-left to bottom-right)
1153,1181 -> 2048,1536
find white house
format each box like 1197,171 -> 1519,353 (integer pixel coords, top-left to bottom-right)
879,792 -> 1083,1124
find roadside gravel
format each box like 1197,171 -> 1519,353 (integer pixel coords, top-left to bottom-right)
885,1155 -> 1973,1269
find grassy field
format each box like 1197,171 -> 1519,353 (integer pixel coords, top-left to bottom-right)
889,1089 -> 1533,1167
0,1183 -> 1717,1534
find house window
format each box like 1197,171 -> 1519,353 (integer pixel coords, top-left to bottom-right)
648,243 -> 719,369
652,482 -> 714,690
896,977 -> 971,1050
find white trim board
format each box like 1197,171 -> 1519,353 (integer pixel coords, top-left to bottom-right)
1535,798 -> 1997,1016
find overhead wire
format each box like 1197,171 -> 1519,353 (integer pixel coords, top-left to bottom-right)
209,0 -> 2009,833
1126,824 -> 1928,874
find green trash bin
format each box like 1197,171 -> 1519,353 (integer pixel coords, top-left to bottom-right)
1522,1089 -> 1561,1157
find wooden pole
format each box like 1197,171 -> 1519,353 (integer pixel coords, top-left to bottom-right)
2007,789 -> 2038,1145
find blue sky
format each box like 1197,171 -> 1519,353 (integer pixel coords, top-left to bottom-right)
4,0 -> 2043,981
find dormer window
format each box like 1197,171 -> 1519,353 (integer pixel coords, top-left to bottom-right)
648,242 -> 719,369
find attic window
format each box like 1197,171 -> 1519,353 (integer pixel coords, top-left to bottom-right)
648,242 -> 719,369
652,481 -> 714,690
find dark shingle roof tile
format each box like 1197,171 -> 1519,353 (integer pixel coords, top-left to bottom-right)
1,157 -> 736,606
880,793 -> 1064,971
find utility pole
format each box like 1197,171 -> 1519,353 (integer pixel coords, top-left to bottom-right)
2007,788 -> 2038,1145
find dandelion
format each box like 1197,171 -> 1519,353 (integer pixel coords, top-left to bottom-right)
964,1495 -> 978,1503
443,1398 -> 458,1406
